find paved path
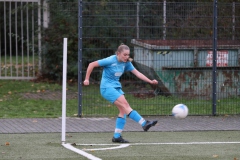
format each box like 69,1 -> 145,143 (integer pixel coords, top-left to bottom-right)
0,115 -> 239,133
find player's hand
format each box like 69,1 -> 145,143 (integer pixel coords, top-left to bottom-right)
151,79 -> 158,85
83,79 -> 89,85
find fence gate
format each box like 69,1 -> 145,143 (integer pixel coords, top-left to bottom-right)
0,0 -> 43,80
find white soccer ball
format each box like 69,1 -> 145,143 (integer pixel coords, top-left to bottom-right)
172,104 -> 188,119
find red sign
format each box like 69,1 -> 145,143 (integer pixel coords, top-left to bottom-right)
206,50 -> 228,67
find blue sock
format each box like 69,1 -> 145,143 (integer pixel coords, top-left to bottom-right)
128,110 -> 146,127
113,115 -> 126,138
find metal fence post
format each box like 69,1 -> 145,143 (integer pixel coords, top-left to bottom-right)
136,2 -> 139,39
78,0 -> 83,117
212,0 -> 218,115
163,0 -> 166,40
38,0 -> 42,74
232,2 -> 235,40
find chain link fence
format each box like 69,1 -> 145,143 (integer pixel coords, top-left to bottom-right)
77,1 -> 240,116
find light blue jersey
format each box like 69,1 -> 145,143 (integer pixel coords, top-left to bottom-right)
98,55 -> 135,88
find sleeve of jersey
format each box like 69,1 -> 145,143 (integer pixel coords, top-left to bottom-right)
125,62 -> 135,72
97,56 -> 114,67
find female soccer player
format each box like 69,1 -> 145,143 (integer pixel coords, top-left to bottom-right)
83,44 -> 158,143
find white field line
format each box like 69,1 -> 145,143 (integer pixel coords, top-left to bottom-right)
62,143 -> 102,160
63,142 -> 240,159
83,144 -> 130,151
76,141 -> 240,146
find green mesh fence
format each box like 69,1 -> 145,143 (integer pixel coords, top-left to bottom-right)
75,2 -> 240,116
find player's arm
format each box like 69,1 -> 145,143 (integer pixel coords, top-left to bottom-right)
131,69 -> 158,85
84,61 -> 100,85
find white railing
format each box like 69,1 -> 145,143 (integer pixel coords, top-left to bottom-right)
0,0 -> 48,80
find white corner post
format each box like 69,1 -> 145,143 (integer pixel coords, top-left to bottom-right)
43,0 -> 50,28
61,38 -> 68,143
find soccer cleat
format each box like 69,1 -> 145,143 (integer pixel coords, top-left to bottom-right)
112,136 -> 129,143
142,120 -> 158,131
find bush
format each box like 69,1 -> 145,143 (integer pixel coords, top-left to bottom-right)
42,2 -> 78,82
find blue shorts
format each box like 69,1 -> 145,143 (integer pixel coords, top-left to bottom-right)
100,87 -> 124,104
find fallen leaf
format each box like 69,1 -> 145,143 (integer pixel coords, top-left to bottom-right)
213,155 -> 218,158
66,134 -> 72,137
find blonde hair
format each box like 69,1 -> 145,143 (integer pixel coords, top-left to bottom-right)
116,43 -> 130,54
116,43 -> 133,62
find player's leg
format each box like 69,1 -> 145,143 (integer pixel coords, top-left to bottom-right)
100,88 -> 157,143
112,96 -> 131,143
112,113 -> 129,143
114,95 -> 145,124
100,88 -> 129,143
114,95 -> 158,131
